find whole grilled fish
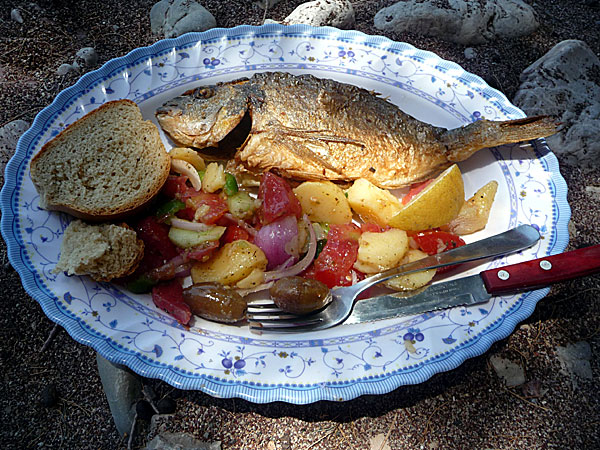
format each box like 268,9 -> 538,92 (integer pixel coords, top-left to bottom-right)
156,72 -> 557,188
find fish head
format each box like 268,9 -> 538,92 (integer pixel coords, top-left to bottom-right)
156,80 -> 250,149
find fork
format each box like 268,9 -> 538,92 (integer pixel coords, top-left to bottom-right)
247,224 -> 540,333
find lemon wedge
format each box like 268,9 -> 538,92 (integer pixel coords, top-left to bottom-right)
389,164 -> 465,231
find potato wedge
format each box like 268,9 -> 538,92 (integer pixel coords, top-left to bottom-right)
385,249 -> 436,291
353,228 -> 408,274
442,181 -> 498,235
202,162 -> 226,193
293,181 -> 352,224
191,240 -> 267,285
346,178 -> 402,226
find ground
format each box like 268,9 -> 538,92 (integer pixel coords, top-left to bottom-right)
0,1 -> 599,449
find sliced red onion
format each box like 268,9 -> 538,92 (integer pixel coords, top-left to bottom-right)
169,218 -> 212,232
264,215 -> 317,282
254,215 -> 299,270
223,213 -> 257,236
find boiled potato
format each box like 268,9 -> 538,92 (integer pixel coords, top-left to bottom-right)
353,228 -> 408,274
346,178 -> 402,226
293,181 -> 352,224
385,249 -> 436,291
169,147 -> 205,171
442,181 -> 498,235
202,162 -> 226,193
235,268 -> 265,290
191,240 -> 267,285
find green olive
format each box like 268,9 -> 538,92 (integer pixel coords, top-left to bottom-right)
269,276 -> 330,315
183,283 -> 246,323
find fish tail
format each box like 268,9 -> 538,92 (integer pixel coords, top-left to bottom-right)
442,116 -> 558,161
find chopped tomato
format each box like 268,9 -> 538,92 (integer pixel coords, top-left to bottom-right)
221,225 -> 251,244
402,179 -> 434,205
410,230 -> 466,274
162,175 -> 198,200
186,192 -> 229,225
135,216 -> 180,272
257,172 -> 302,224
410,230 -> 466,255
152,280 -> 191,325
303,223 -> 361,288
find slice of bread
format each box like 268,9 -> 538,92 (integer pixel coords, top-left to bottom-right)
53,220 -> 144,282
30,99 -> 170,221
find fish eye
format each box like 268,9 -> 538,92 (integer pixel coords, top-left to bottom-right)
194,88 -> 215,99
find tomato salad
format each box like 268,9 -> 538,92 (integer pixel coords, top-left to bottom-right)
124,160 -> 472,327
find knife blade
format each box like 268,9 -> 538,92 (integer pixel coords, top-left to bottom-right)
344,244 -> 600,324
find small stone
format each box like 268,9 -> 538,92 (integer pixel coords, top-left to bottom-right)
255,0 -> 284,9
57,63 -> 77,76
40,384 -> 58,407
75,47 -> 98,67
150,0 -> 216,38
464,47 -> 477,59
11,8 -> 24,24
374,0 -> 539,45
556,341 -> 593,388
284,0 -> 355,29
156,396 -> 176,414
490,355 -> 526,387
145,432 -> 221,450
136,399 -> 155,422
96,354 -> 142,436
513,40 -> 600,171
585,185 -> 600,200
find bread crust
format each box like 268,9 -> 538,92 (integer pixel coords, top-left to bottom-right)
30,99 -> 171,221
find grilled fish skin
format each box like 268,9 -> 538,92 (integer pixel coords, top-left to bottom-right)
156,72 -> 557,188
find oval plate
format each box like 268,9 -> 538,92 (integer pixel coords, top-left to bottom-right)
1,25 -> 569,404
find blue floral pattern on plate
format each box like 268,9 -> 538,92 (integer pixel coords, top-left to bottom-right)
0,25 -> 570,404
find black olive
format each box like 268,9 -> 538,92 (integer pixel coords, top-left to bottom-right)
182,283 -> 246,323
269,276 -> 330,315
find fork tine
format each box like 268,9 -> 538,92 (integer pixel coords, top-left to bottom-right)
248,316 -> 324,333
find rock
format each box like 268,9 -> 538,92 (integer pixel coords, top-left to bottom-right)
57,63 -> 77,76
284,0 -> 355,29
373,0 -> 539,45
255,0 -> 284,9
513,40 -> 600,171
156,396 -> 177,414
150,0 -> 216,39
369,433 -> 392,450
40,384 -> 58,407
0,119 -> 29,185
96,354 -> 142,436
490,355 -> 526,387
75,47 -> 98,67
556,341 -> 593,388
145,432 -> 221,450
136,399 -> 155,422
11,8 -> 23,24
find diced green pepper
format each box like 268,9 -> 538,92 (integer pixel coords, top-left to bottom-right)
126,274 -> 158,294
168,225 -> 226,248
197,169 -> 206,181
315,239 -> 327,258
155,199 -> 186,218
223,173 -> 239,196
226,191 -> 257,220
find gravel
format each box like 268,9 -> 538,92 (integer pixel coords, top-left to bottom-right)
1,1 -> 599,449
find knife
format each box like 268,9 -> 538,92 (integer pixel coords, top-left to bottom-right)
344,244 -> 600,324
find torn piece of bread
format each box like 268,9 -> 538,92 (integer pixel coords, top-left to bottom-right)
53,220 -> 144,282
30,99 -> 170,221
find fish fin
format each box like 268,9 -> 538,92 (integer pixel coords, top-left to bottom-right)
273,126 -> 366,147
442,116 -> 558,161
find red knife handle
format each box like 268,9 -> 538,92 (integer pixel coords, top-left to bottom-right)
480,244 -> 600,295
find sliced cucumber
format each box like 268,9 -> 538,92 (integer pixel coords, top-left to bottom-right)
168,226 -> 226,248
